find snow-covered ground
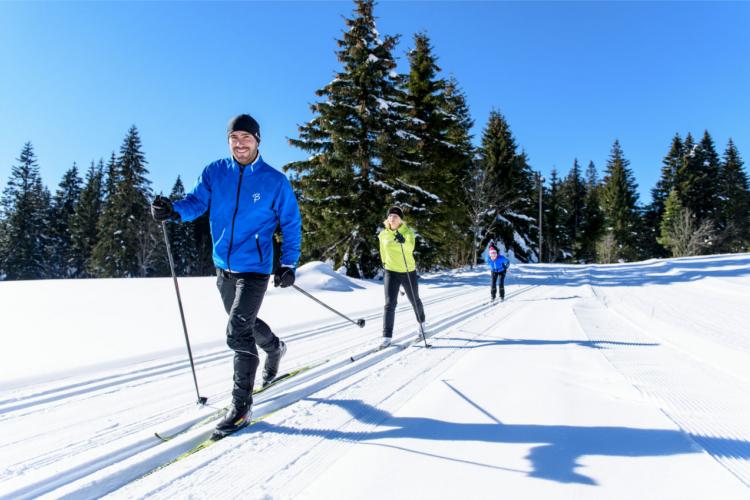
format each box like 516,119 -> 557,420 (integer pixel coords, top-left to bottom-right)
1,254 -> 749,499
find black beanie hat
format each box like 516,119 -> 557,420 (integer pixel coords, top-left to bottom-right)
227,114 -> 261,144
387,206 -> 404,219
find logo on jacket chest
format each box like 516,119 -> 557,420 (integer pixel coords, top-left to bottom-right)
253,193 -> 261,203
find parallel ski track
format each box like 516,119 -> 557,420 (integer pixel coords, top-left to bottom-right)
0,285 -> 477,417
115,281 -> 557,499
1,278 -> 549,500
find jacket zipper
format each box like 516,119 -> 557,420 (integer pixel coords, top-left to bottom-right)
226,164 -> 245,271
255,234 -> 264,262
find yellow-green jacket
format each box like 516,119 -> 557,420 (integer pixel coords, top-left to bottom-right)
379,223 -> 416,272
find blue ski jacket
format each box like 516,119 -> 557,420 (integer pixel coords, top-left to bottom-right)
173,155 -> 301,274
486,253 -> 510,273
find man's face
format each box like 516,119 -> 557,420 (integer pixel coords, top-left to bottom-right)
229,131 -> 258,165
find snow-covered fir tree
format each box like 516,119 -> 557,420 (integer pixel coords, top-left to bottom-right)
651,134 -> 683,220
465,158 -> 494,267
600,140 -> 641,261
165,176 -> 199,276
543,168 -> 568,262
403,32 -> 474,268
48,163 -> 82,278
644,134 -> 684,258
441,77 -> 476,265
676,132 -> 720,226
91,126 -> 155,277
694,131 -> 722,223
69,160 -> 105,277
560,158 -> 586,261
103,152 -> 118,199
717,139 -> 750,252
286,0 -> 428,278
579,161 -> 604,262
0,143 -> 52,280
476,110 -> 537,261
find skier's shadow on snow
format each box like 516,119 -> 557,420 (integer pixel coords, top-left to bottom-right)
252,391 -> 750,486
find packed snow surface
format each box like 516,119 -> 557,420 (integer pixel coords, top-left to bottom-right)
1,254 -> 749,499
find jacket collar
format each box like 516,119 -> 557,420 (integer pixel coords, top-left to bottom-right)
232,153 -> 263,173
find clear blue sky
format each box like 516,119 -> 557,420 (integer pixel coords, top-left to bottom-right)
1,1 -> 748,204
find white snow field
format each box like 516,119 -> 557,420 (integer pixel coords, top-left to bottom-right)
1,254 -> 749,499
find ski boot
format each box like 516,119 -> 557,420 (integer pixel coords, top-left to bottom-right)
262,340 -> 287,386
213,402 -> 251,439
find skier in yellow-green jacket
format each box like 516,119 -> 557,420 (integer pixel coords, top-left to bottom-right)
378,206 -> 426,348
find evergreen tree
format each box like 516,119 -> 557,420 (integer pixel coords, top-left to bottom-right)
48,163 -> 82,277
579,161 -> 604,262
717,139 -> 750,252
644,134 -> 684,258
403,33 -> 474,268
651,134 -> 683,219
191,212 -> 214,276
676,131 -> 720,224
0,143 -> 52,280
103,152 -> 118,199
477,110 -> 537,261
465,157 -> 493,267
70,160 -> 105,277
543,168 -> 568,262
164,176 -> 199,276
600,140 -> 641,261
91,126 -> 155,277
441,77 -> 476,265
560,158 -> 586,260
286,0 -> 424,278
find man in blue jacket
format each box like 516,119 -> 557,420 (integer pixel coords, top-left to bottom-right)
151,114 -> 302,436
486,242 -> 510,302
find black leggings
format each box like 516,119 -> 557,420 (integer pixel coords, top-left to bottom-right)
491,271 -> 506,299
383,270 -> 426,337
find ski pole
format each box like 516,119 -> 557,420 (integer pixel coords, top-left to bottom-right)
292,284 -> 366,328
162,221 -> 208,406
398,242 -> 429,348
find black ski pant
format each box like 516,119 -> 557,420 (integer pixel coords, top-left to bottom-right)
491,270 -> 507,300
216,269 -> 280,406
383,270 -> 426,338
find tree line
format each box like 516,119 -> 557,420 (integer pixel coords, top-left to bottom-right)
1,0 -> 748,280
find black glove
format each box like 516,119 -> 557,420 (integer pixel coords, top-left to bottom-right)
151,195 -> 177,222
274,266 -> 295,288
394,231 -> 405,244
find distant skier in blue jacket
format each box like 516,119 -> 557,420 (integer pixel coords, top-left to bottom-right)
486,242 -> 510,302
150,114 -> 301,437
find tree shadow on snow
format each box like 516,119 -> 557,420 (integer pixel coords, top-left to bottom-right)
433,254 -> 750,290
504,254 -> 750,289
251,391 -> 750,486
429,337 -> 659,351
